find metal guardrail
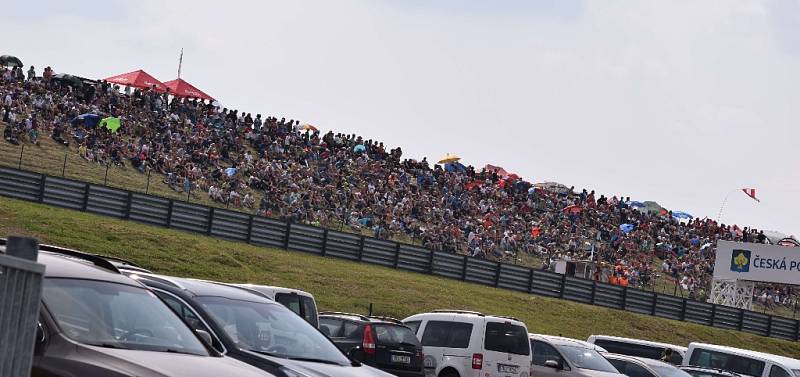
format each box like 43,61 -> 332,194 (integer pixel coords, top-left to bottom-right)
0,166 -> 797,341
0,237 -> 45,377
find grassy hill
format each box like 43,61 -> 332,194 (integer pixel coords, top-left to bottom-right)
1,196 -> 798,357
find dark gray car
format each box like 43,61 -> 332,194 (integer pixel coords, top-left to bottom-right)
31,250 -> 271,377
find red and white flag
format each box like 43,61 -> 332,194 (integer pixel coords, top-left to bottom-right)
741,188 -> 760,202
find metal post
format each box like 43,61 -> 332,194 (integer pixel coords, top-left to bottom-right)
320,229 -> 328,256
103,163 -> 110,185
61,148 -> 67,177
145,169 -> 151,194
18,143 -> 24,169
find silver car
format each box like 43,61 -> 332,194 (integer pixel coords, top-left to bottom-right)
604,354 -> 694,377
530,334 -> 625,377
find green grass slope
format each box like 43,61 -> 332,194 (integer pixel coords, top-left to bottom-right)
0,196 -> 798,357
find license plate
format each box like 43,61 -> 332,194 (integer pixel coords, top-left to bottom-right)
498,365 -> 518,374
392,355 -> 412,364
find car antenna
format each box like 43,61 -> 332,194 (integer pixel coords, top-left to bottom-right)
368,303 -> 373,316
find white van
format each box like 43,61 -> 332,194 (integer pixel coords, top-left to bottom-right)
229,283 -> 319,327
586,335 -> 687,365
530,334 -> 623,377
402,310 -> 531,377
684,342 -> 800,377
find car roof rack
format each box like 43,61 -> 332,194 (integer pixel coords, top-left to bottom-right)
98,255 -> 143,268
494,315 -> 522,322
431,309 -> 485,316
319,311 -> 372,321
368,315 -> 403,324
39,243 -> 121,273
122,271 -> 185,290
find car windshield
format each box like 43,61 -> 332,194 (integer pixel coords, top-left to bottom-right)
558,345 -> 618,373
42,278 -> 208,355
651,365 -> 693,377
196,296 -> 349,364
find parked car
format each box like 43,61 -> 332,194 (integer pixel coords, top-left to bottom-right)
587,335 -> 687,365
120,270 -> 395,377
605,354 -> 693,377
229,283 -> 319,327
680,366 -> 742,377
402,310 -> 531,377
684,343 -> 800,377
319,312 -> 424,377
529,334 -> 623,377
102,261 -> 321,328
31,249 -> 272,377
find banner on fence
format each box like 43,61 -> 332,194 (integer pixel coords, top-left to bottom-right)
714,240 -> 800,284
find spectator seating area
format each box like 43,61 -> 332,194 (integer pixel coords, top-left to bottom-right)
1,64 -> 797,310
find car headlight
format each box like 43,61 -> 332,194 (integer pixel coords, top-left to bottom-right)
280,366 -> 313,377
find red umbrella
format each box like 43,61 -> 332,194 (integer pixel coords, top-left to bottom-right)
163,78 -> 214,101
562,204 -> 582,214
485,164 -> 509,177
104,69 -> 166,92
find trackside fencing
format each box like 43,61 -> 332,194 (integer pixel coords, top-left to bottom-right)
0,166 -> 797,342
0,237 -> 44,377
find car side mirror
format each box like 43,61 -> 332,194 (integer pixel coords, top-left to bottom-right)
545,360 -> 562,370
348,346 -> 365,362
195,329 -> 213,346
34,322 -> 46,355
36,322 -> 45,343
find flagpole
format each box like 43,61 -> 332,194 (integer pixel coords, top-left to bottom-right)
716,189 -> 738,223
177,48 -> 183,79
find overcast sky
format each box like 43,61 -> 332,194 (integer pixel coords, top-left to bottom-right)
3,1 -> 798,236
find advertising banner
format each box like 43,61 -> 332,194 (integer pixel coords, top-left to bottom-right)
714,240 -> 800,284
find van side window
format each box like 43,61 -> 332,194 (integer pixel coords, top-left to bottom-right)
421,321 -> 473,348
531,340 -> 562,366
770,366 -> 792,377
689,349 -> 765,377
404,321 -> 422,335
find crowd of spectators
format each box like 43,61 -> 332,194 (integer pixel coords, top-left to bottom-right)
1,64 -> 797,307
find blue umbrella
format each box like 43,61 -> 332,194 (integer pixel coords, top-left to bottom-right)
672,211 -> 693,220
72,113 -> 101,128
444,162 -> 466,173
620,224 -> 635,234
353,144 -> 366,153
225,167 -> 237,177
628,201 -> 645,208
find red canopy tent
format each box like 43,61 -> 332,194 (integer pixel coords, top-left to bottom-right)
104,69 -> 167,92
163,78 -> 214,101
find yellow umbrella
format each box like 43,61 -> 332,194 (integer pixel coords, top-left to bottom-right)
438,153 -> 461,164
300,124 -> 318,132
